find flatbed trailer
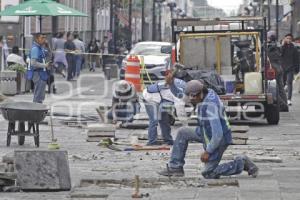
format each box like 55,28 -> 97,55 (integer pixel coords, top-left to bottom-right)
172,17 -> 279,124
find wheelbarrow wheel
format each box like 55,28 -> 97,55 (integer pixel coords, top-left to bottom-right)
6,122 -> 15,147
18,122 -> 26,145
34,135 -> 39,147
18,136 -> 25,145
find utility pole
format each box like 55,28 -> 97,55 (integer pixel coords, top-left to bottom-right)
158,3 -> 162,41
152,0 -> 156,41
91,0 -> 95,41
128,0 -> 132,49
267,0 -> 271,31
276,0 -> 279,39
52,0 -> 59,36
142,0 -> 145,41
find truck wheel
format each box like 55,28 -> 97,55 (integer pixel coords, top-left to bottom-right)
265,104 -> 280,125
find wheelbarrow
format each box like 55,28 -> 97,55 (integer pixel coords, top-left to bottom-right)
0,102 -> 48,147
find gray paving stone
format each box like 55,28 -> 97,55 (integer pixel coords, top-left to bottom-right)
14,150 -> 71,191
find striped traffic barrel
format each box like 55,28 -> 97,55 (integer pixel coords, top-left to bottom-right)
125,55 -> 142,92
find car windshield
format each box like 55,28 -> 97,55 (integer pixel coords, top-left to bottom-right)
130,43 -> 171,55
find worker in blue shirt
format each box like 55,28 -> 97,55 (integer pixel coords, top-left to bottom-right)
30,33 -> 51,103
158,80 -> 258,179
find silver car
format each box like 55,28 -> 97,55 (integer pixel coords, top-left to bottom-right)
120,41 -> 172,82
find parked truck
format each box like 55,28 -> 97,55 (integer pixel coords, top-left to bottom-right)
172,17 -> 279,125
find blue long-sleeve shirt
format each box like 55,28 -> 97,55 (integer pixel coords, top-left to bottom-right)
170,80 -> 232,156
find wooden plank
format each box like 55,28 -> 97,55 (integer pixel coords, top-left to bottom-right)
87,124 -> 116,132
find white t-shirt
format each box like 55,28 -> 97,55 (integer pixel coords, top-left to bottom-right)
142,87 -> 187,122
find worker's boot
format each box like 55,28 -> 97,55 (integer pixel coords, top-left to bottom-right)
157,164 -> 184,177
242,155 -> 259,178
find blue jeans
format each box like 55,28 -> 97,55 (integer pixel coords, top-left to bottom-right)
107,103 -> 140,122
169,127 -> 245,179
74,55 -> 82,77
144,102 -> 173,145
283,70 -> 294,100
32,71 -> 47,103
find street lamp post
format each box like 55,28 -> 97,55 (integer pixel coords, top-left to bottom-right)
152,0 -> 156,41
142,0 -> 145,41
276,0 -> 279,39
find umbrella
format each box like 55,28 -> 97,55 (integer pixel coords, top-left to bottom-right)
0,0 -> 88,31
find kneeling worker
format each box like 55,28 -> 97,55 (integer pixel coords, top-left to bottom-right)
158,80 -> 258,179
97,80 -> 140,124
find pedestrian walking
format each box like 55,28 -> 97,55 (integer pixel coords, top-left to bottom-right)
73,32 -> 85,77
30,33 -> 51,103
267,31 -> 288,111
53,32 -> 68,77
87,38 -> 99,72
44,40 -> 56,94
64,32 -> 76,81
101,36 -> 114,71
158,80 -> 259,179
281,33 -> 299,106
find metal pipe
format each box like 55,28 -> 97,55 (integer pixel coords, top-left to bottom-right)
142,0 -> 145,41
152,0 -> 156,40
128,0 -> 132,48
276,0 -> 279,39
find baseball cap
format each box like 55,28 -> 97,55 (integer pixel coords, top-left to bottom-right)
184,80 -> 204,96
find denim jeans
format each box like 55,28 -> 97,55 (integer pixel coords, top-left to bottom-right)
107,102 -> 140,122
32,71 -> 47,103
283,70 -> 294,100
169,127 -> 245,179
144,102 -> 173,145
74,55 -> 82,77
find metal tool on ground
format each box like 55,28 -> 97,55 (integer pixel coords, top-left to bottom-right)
124,146 -> 170,151
98,138 -> 122,151
48,111 -> 60,150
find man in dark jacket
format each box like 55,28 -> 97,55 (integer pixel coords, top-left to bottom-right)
281,33 -> 299,105
267,31 -> 288,111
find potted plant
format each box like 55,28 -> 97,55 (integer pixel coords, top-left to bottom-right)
8,63 -> 26,94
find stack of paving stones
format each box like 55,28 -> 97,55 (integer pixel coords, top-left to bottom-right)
86,124 -> 116,142
0,153 -> 18,192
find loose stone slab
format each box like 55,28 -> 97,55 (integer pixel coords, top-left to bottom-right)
232,132 -> 249,139
231,126 -> 250,133
14,150 -> 71,191
87,124 -> 116,132
119,122 -> 149,129
87,131 -> 115,137
232,139 -> 248,145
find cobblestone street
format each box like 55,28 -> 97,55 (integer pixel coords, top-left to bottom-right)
1,71 -> 300,200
